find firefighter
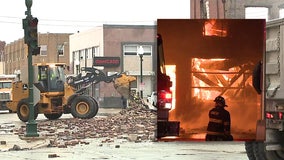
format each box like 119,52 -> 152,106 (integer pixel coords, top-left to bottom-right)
205,96 -> 233,141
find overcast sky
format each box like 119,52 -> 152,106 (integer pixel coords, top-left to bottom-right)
0,0 -> 190,43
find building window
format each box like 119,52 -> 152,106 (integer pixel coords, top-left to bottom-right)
280,8 -> 284,18
142,45 -> 152,55
87,48 -> 92,59
123,45 -> 152,56
124,45 -> 137,55
80,50 -> 85,60
40,45 -> 47,56
92,46 -> 100,57
73,51 -> 80,65
245,7 -> 268,21
73,51 -> 80,74
57,44 -> 64,56
21,48 -> 25,60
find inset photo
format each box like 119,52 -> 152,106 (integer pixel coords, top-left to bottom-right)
157,19 -> 265,141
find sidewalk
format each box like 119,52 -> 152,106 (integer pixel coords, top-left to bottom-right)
0,108 -> 122,152
0,134 -> 49,151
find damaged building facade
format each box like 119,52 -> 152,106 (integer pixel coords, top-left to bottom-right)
70,25 -> 156,107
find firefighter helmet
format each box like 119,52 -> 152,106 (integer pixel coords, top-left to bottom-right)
214,96 -> 227,107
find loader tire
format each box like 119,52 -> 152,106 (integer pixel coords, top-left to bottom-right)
71,96 -> 96,119
245,141 -> 256,160
44,113 -> 63,120
88,96 -> 99,118
17,99 -> 38,122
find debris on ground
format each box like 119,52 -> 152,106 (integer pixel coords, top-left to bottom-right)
13,103 -> 157,148
0,123 -> 15,135
48,154 -> 60,158
8,144 -> 21,151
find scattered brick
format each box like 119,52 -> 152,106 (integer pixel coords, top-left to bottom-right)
48,154 -> 59,158
0,141 -> 6,145
13,102 -> 157,148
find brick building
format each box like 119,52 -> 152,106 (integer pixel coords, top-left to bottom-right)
4,33 -> 71,82
0,41 -> 5,74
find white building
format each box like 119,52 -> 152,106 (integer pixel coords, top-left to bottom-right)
69,24 -> 156,107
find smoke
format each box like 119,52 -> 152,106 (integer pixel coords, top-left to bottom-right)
168,60 -> 261,140
159,19 -> 264,140
169,90 -> 260,140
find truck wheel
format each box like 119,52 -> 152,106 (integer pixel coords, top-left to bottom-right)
253,142 -> 268,160
265,150 -> 284,160
71,96 -> 96,119
44,113 -> 63,120
245,142 -> 256,160
253,142 -> 284,160
17,99 -> 38,122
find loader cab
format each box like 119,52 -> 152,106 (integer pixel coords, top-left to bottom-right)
35,63 -> 66,93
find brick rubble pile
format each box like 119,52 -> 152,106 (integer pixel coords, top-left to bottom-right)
13,105 -> 157,148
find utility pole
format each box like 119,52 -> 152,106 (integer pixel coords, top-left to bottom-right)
138,46 -> 144,98
23,0 -> 40,137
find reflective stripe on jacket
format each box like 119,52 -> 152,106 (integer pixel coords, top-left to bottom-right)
207,106 -> 231,135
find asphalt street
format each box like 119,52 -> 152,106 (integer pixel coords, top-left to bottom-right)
0,109 -> 249,160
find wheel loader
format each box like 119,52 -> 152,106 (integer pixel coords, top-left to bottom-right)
6,62 -> 136,122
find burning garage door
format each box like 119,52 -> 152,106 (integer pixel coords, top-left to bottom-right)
192,58 -> 256,103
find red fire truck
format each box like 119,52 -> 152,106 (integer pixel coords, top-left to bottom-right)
156,34 -> 180,138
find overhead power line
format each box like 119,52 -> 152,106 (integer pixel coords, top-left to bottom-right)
0,20 -> 20,24
0,16 -> 154,25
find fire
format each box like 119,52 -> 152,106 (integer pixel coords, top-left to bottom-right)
203,19 -> 228,37
191,58 -> 254,101
192,58 -> 227,100
164,59 -> 255,116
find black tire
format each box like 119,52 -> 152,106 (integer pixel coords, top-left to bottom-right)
252,141 -> 284,160
17,99 -> 38,122
88,96 -> 99,118
71,96 -> 96,119
245,142 -> 256,160
265,148 -> 284,160
253,142 -> 267,160
44,113 -> 63,120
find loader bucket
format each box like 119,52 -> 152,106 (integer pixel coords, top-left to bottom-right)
114,74 -> 136,99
